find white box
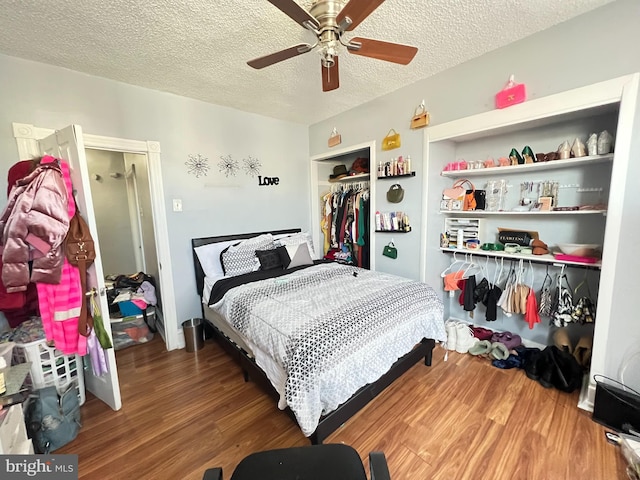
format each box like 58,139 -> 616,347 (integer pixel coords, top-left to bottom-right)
12,339 -> 85,406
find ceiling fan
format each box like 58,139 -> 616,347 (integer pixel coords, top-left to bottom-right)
247,0 -> 418,92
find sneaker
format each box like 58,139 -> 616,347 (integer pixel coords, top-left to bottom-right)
455,323 -> 477,354
445,320 -> 458,351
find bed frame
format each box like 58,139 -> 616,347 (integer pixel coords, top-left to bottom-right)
192,229 -> 436,445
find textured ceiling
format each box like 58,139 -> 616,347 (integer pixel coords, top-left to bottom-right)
0,0 -> 614,125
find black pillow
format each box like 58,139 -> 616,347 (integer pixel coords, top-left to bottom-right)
256,248 -> 284,271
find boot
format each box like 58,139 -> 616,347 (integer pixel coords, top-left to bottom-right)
553,328 -> 573,355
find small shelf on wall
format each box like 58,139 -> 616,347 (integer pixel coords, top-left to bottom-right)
439,209 -> 607,216
440,247 -> 602,269
376,228 -> 412,233
440,154 -> 613,178
377,172 -> 416,180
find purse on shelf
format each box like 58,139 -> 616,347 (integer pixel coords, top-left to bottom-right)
442,179 -> 480,211
410,102 -> 430,130
382,129 -> 401,151
328,127 -> 341,147
382,242 -> 398,259
495,74 -> 526,109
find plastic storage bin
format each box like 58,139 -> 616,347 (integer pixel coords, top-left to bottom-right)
12,339 -> 85,406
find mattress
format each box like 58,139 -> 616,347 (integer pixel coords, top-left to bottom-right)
204,262 -> 445,436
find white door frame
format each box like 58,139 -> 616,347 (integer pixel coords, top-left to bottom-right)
124,163 -> 147,273
12,122 -> 181,351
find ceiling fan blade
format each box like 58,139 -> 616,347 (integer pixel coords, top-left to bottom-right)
322,57 -> 340,92
247,44 -> 313,69
267,0 -> 319,30
336,0 -> 385,31
347,37 -> 418,65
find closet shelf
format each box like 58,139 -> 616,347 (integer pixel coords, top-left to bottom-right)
376,228 -> 411,233
332,173 -> 370,183
377,172 -> 416,179
439,209 -> 607,216
440,247 -> 602,269
441,154 -> 613,178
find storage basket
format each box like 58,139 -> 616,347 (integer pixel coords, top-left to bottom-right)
12,339 -> 86,406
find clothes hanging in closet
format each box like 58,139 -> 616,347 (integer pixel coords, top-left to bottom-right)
322,185 -> 370,269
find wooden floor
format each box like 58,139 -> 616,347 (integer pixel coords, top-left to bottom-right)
58,335 -> 626,479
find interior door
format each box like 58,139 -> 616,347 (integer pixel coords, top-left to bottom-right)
39,125 -> 122,410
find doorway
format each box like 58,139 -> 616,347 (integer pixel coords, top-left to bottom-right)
85,149 -> 163,322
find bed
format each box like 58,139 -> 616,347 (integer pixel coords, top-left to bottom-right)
192,229 -> 445,444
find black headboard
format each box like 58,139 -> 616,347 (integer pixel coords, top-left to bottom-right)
191,228 -> 302,298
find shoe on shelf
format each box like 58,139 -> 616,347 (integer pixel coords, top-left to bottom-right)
455,323 -> 477,354
558,140 -> 571,159
571,137 -> 587,158
587,133 -> 598,156
445,320 -> 459,351
509,148 -> 524,165
522,146 -> 536,164
597,130 -> 613,154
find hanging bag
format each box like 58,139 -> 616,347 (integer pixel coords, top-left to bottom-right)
382,129 -> 401,151
409,102 -> 430,129
90,294 -> 113,349
65,207 -> 96,337
495,74 -> 527,109
382,242 -> 397,259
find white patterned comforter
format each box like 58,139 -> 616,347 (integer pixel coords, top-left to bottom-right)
210,262 -> 445,436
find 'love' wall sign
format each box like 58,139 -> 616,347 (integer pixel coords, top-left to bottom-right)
258,175 -> 280,186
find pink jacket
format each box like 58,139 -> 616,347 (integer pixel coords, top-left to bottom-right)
0,160 -> 69,291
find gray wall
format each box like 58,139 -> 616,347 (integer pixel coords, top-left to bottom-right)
309,0 -> 640,381
0,54 -> 310,330
86,149 -> 137,276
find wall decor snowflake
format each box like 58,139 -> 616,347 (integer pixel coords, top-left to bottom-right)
185,154 -> 210,178
242,156 -> 262,177
218,154 -> 239,177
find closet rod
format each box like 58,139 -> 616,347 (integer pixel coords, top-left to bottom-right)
440,250 -> 601,271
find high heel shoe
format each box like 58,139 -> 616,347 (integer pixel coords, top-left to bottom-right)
509,148 -> 523,165
558,140 -> 571,160
571,137 -> 586,158
522,146 -> 536,164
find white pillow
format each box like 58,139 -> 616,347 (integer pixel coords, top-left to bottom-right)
275,232 -> 316,259
279,243 -> 314,269
195,240 -> 238,277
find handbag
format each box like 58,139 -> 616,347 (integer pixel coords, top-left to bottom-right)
442,179 -> 477,211
64,207 -> 96,337
382,129 -> 401,151
382,242 -> 398,259
27,384 -> 81,454
410,102 -> 430,129
386,184 -> 404,203
328,127 -> 341,147
495,74 -> 526,109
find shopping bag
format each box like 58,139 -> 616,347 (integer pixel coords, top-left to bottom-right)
382,129 -> 401,151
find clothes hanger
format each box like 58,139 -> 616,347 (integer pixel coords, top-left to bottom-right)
441,251 -> 464,277
462,253 -> 482,278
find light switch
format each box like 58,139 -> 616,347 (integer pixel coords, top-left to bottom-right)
172,199 -> 182,212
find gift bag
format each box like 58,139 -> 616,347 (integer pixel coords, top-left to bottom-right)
382,129 -> 401,151
382,242 -> 398,259
410,102 -> 430,129
495,74 -> 526,109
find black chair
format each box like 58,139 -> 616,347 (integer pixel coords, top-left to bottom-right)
203,444 -> 391,480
